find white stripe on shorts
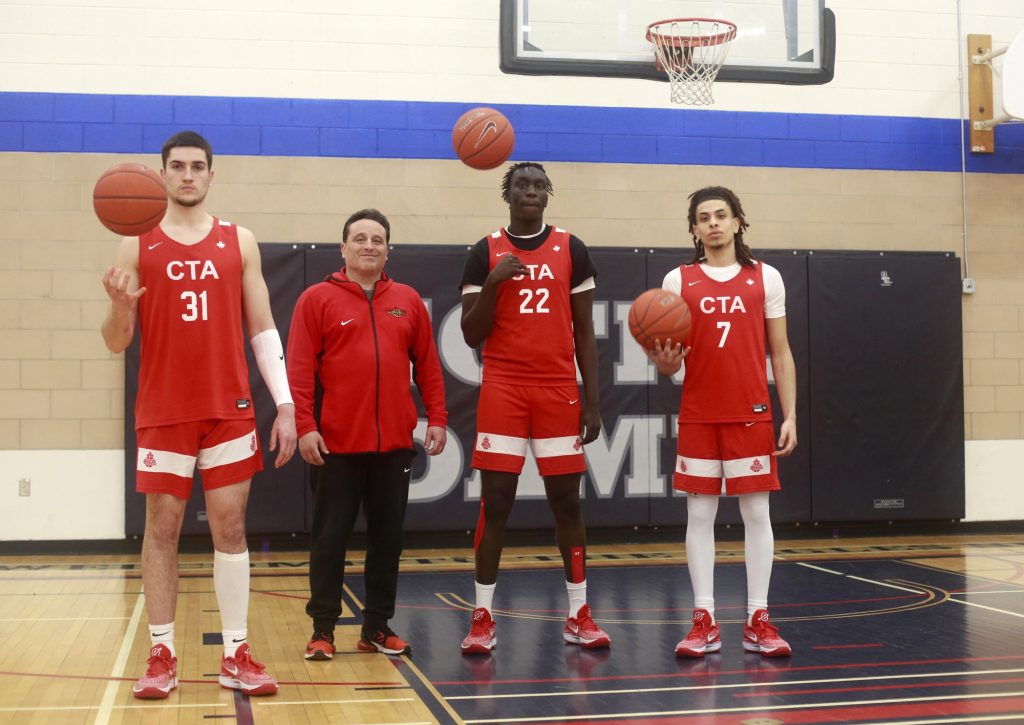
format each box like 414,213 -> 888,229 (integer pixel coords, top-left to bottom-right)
676,456 -> 722,477
197,429 -> 258,470
723,455 -> 772,479
532,435 -> 582,459
476,432 -> 529,457
138,448 -> 196,478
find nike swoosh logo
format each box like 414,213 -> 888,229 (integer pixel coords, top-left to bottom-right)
231,638 -> 246,643
475,121 -> 498,147
341,319 -> 353,326
567,622 -> 580,634
404,467 -> 411,473
688,280 -> 701,286
148,242 -> 163,250
496,251 -> 510,257
745,422 -> 755,427
569,399 -> 579,405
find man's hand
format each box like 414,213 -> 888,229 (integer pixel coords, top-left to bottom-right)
645,338 -> 688,377
102,266 -> 146,311
423,425 -> 447,456
269,403 -> 297,468
299,430 -> 329,466
580,403 -> 602,445
773,419 -> 797,457
488,254 -> 528,284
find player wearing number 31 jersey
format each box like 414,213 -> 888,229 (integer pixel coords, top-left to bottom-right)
101,131 -> 296,701
135,219 -> 251,427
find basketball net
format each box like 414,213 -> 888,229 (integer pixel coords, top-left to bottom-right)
646,19 -> 737,106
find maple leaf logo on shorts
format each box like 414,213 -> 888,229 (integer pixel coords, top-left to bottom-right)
144,452 -> 156,468
750,458 -> 763,473
481,436 -> 491,450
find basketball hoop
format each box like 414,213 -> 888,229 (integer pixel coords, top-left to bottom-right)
646,18 -> 737,106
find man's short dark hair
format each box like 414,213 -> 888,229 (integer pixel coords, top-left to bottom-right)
161,131 -> 213,169
500,162 -> 554,204
343,208 -> 391,244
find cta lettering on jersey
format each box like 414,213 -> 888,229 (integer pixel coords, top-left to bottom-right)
512,263 -> 555,281
699,295 -> 747,314
167,259 -> 220,281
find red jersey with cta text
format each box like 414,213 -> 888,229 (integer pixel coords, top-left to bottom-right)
483,227 -> 576,386
134,218 -> 253,429
677,261 -> 771,423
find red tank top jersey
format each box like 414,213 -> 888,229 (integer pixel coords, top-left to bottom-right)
134,218 -> 253,429
482,227 -> 577,386
678,262 -> 771,423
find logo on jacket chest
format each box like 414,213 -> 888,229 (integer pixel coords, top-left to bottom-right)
386,308 -> 406,318
166,259 -> 219,281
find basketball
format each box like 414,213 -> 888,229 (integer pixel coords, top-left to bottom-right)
452,107 -> 515,170
92,163 -> 168,236
628,288 -> 692,351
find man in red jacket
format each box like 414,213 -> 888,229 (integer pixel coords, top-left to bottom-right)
286,208 -> 448,660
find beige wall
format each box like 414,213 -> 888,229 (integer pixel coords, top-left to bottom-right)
0,152 -> 1021,450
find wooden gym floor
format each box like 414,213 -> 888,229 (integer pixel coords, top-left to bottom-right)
2,531 -> 1024,724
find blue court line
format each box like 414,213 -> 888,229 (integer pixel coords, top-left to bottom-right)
1,92 -> 1022,173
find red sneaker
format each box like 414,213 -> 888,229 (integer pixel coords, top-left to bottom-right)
304,631 -> 336,661
743,610 -> 791,657
461,607 -> 497,654
675,608 -> 721,657
357,626 -> 411,655
220,643 -> 279,695
132,644 -> 178,699
563,604 -> 611,649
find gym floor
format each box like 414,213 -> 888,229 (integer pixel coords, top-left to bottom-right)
2,530 -> 1024,724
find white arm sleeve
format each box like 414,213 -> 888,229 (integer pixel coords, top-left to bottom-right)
250,329 -> 293,407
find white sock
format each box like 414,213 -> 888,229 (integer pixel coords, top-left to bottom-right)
214,549 -> 250,658
686,494 -> 719,624
149,622 -> 175,658
475,581 -> 496,613
566,579 -> 587,619
739,492 -> 773,626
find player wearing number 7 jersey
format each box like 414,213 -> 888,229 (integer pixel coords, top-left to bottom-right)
101,131 -> 296,699
648,186 -> 797,658
458,162 -> 610,653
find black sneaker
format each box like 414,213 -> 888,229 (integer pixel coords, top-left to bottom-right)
304,630 -> 336,660
357,626 -> 411,655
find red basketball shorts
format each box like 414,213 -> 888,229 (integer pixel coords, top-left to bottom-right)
472,382 -> 585,476
673,421 -> 780,495
136,419 -> 263,499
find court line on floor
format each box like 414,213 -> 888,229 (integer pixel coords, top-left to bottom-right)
0,703 -> 227,713
797,562 -> 926,594
444,667 -> 1024,701
94,587 -> 145,724
461,690 -> 1024,723
0,616 -> 131,622
944,597 -> 1024,619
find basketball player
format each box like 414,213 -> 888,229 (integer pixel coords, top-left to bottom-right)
459,162 -> 609,653
101,131 -> 297,698
288,208 -> 447,661
649,186 -> 797,658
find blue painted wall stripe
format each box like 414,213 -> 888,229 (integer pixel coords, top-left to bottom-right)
1,92 -> 1021,173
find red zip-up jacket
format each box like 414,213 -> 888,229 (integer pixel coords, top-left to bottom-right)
286,269 -> 447,454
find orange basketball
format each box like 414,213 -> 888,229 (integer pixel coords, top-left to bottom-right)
93,163 -> 167,236
452,107 -> 515,170
628,288 -> 692,351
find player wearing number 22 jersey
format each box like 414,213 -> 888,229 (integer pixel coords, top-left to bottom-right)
459,162 -> 609,655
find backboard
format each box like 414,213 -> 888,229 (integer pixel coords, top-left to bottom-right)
1003,29 -> 1024,118
499,0 -> 835,85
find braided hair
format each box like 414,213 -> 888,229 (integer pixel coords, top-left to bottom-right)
686,186 -> 754,266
